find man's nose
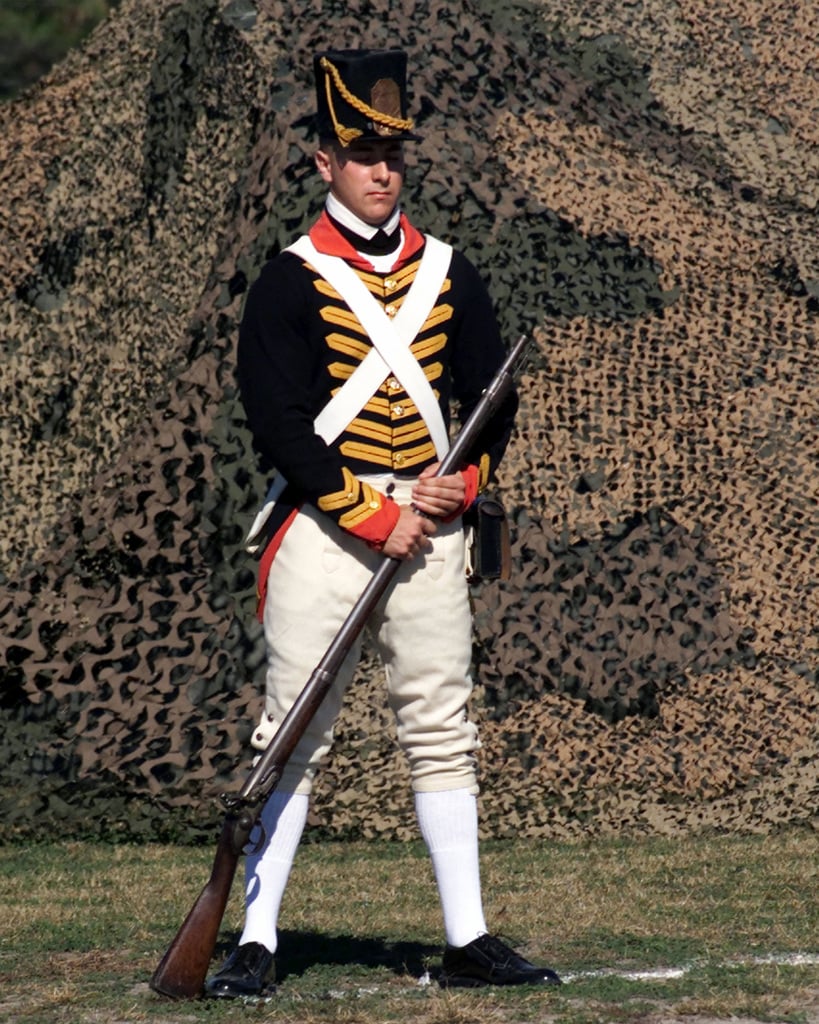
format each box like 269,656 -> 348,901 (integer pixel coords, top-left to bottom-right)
372,160 -> 390,180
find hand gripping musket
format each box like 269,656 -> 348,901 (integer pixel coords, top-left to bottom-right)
149,332 -> 532,999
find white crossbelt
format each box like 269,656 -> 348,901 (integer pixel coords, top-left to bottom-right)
245,235 -> 453,552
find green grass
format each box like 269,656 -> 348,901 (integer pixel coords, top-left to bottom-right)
0,830 -> 817,1023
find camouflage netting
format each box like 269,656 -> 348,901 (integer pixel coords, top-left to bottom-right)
0,0 -> 816,843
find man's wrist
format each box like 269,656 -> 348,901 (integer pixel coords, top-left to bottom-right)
439,465 -> 479,522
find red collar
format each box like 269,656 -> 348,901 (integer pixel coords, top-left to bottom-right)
308,210 -> 426,271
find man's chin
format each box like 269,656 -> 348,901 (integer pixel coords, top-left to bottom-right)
364,200 -> 397,220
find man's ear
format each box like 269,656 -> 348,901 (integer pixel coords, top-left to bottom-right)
315,145 -> 333,184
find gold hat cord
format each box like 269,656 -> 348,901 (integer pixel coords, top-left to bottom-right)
320,56 -> 415,146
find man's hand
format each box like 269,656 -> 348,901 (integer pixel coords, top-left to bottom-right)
380,466 -> 465,559
410,463 -> 466,519
381,505 -> 437,560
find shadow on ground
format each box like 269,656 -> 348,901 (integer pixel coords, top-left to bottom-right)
215,929 -> 440,983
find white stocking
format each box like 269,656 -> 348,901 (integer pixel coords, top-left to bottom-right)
239,790 -> 309,953
415,789 -> 487,947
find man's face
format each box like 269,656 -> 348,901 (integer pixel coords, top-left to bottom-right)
315,138 -> 405,226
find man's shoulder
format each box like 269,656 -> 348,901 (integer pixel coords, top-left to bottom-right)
440,246 -> 489,294
251,247 -> 311,287
243,248 -> 316,320
418,235 -> 479,271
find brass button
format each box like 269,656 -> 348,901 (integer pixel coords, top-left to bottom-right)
393,404 -> 404,416
394,453 -> 405,465
388,377 -> 400,391
385,303 -> 397,317
368,499 -> 380,509
385,278 -> 397,291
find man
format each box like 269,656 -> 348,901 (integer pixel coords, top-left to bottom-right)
205,48 -> 561,998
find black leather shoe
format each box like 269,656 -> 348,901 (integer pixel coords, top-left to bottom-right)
204,942 -> 276,999
440,933 -> 562,987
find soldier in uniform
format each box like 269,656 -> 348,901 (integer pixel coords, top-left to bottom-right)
205,48 -> 562,998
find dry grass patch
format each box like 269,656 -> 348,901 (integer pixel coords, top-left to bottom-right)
0,831 -> 816,1024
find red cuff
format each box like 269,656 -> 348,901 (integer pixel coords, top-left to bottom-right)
461,464 -> 480,507
345,498 -> 401,549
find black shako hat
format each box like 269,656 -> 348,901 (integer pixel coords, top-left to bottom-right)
313,48 -> 421,145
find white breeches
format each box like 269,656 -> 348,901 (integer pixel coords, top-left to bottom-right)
251,475 -> 480,795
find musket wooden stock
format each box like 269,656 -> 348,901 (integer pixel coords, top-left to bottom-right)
149,332 -> 531,998
150,812 -> 248,998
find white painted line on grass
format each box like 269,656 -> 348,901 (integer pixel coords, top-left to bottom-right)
562,951 -> 819,984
